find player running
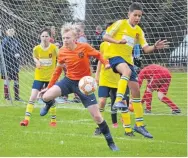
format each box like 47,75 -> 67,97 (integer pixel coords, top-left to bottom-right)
38,25 -> 119,151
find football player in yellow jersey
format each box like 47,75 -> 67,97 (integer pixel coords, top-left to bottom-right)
94,41 -> 133,136
103,2 -> 169,138
20,28 -> 58,127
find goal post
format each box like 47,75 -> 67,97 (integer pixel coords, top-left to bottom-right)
0,0 -> 187,115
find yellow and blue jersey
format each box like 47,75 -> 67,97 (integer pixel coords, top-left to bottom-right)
99,42 -> 120,88
33,43 -> 58,81
105,19 -> 148,65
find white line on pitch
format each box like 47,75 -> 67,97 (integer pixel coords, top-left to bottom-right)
22,130 -> 186,145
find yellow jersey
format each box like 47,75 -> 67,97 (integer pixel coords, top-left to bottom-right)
33,43 -> 58,81
105,19 -> 148,65
99,42 -> 120,88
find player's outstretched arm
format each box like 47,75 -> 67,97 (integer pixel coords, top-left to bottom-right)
47,63 -> 63,88
143,39 -> 169,53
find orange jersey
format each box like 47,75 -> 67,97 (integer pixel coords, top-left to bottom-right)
57,43 -> 107,80
47,43 -> 108,88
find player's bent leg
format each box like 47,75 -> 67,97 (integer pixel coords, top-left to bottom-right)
158,91 -> 181,114
113,63 -> 130,109
40,85 -> 61,116
88,104 -> 119,151
143,87 -> 153,113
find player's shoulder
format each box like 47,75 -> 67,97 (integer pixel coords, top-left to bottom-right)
77,42 -> 92,50
100,41 -> 108,47
50,43 -> 58,48
135,24 -> 144,33
33,45 -> 41,51
111,19 -> 124,27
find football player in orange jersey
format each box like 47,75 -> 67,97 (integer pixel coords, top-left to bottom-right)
38,24 -> 119,151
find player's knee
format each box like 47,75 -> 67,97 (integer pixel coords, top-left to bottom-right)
42,93 -> 51,102
93,114 -> 103,124
99,99 -> 106,108
158,92 -> 164,100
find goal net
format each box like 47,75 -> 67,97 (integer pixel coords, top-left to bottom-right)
0,0 -> 187,115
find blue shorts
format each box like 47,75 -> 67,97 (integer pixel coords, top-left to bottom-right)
32,80 -> 49,90
98,86 -> 130,101
56,77 -> 97,108
109,56 -> 138,82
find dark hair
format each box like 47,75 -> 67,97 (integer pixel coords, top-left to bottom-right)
39,28 -> 51,37
105,21 -> 115,29
129,2 -> 143,12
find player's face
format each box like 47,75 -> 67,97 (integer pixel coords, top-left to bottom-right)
128,10 -> 142,26
62,31 -> 76,47
40,31 -> 50,43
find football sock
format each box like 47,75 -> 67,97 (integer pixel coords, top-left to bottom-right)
110,89 -> 117,124
14,82 -> 19,99
115,76 -> 129,103
132,98 -> 144,127
98,120 -> 114,145
50,105 -> 56,123
4,84 -> 9,98
143,91 -> 152,111
161,96 -> 179,110
25,101 -> 34,121
121,107 -> 132,133
111,110 -> 117,124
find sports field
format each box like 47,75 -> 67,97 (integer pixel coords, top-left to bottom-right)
0,72 -> 187,157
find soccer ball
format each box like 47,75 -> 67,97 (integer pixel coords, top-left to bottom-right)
78,76 -> 97,95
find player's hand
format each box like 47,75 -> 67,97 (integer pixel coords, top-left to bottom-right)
104,63 -> 111,69
117,39 -> 127,44
36,61 -> 41,69
154,39 -> 170,49
38,88 -> 48,99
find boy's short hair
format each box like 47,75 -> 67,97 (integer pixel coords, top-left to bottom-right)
39,28 -> 51,36
105,21 -> 114,29
61,24 -> 77,37
129,2 -> 143,12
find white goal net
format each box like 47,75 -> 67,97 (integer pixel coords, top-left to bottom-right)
0,0 -> 187,115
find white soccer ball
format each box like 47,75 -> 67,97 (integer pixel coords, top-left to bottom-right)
78,76 -> 97,95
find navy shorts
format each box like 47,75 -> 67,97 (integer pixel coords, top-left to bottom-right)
98,86 -> 130,101
32,80 -> 49,91
56,77 -> 97,108
109,56 -> 138,82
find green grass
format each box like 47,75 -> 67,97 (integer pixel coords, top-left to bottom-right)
0,105 -> 187,157
0,70 -> 187,156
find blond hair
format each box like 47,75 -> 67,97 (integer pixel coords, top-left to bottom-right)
61,23 -> 77,36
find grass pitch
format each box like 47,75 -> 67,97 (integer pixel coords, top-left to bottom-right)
0,72 -> 187,157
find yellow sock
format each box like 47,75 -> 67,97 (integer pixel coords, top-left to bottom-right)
25,101 -> 34,121
50,105 -> 56,123
116,76 -> 129,102
121,109 -> 132,133
132,98 -> 144,127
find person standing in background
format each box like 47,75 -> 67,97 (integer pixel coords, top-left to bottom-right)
1,26 -> 22,101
